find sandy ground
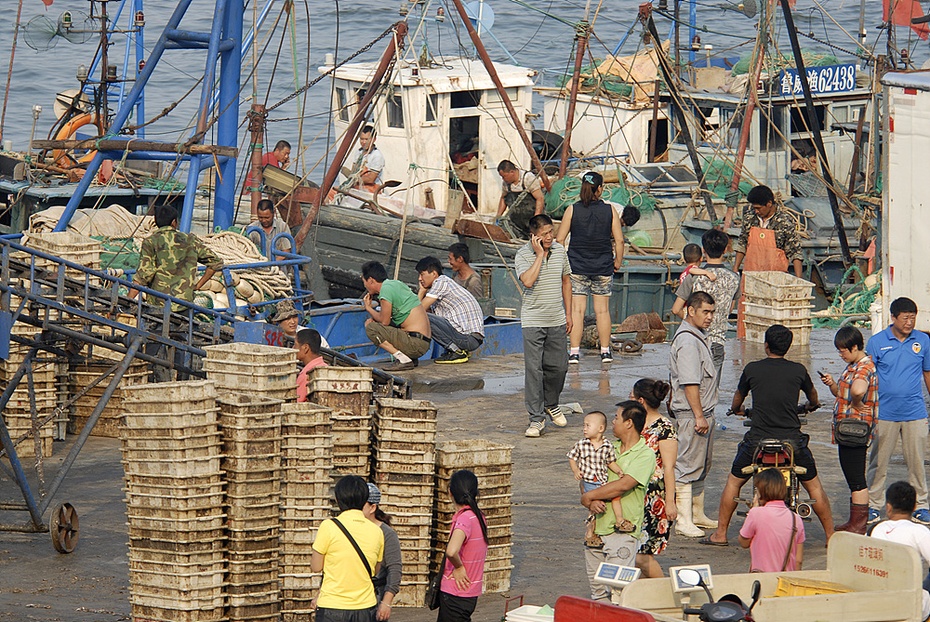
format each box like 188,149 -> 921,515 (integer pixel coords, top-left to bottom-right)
2,327 -> 919,622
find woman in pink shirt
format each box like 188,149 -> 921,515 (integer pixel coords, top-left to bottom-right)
739,469 -> 805,572
438,470 -> 488,622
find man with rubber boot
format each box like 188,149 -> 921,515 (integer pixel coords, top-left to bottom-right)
669,291 -> 719,538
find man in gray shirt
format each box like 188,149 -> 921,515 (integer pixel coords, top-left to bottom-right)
514,214 -> 572,438
669,291 -> 718,537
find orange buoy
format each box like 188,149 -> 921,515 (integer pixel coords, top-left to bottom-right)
51,113 -> 105,167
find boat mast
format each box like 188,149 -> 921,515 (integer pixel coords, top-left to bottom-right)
777,0 -> 852,266
448,0 -> 551,191
559,0 -> 592,177
293,22 -> 408,249
641,4 -> 717,221
724,0 -> 774,229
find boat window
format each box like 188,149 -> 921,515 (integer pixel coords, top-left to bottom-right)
485,87 -> 519,105
832,104 -> 848,125
759,105 -> 785,151
335,87 -> 348,122
426,94 -> 439,122
789,104 -> 826,135
450,90 -> 481,108
387,93 -> 404,128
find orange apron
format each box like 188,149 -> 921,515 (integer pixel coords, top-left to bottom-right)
738,226 -> 790,337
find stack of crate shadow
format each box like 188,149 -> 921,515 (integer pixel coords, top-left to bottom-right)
432,440 -> 514,594
121,380 -> 227,622
372,398 -> 439,607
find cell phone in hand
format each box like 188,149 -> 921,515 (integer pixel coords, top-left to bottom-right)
817,370 -> 827,379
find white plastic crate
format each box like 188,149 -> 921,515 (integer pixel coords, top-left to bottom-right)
742,271 -> 814,301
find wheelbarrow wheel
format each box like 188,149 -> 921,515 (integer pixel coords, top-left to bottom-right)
49,502 -> 79,553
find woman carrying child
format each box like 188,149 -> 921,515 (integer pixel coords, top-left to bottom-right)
630,379 -> 679,578
739,469 -> 805,572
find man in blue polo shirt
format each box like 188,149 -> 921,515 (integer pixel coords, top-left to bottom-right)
866,297 -> 930,525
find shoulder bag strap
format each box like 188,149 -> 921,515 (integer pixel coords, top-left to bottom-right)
332,518 -> 374,581
780,512 -> 799,572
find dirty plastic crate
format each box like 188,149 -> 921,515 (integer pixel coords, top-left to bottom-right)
742,298 -> 813,322
375,397 -> 438,421
742,271 -> 814,301
22,231 -> 102,271
436,439 -> 513,469
309,366 -> 373,392
744,318 -> 812,346
281,402 -> 332,426
393,581 -> 428,608
203,342 -> 295,365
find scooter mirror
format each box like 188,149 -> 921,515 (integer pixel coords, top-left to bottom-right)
678,569 -> 703,587
748,580 -> 762,612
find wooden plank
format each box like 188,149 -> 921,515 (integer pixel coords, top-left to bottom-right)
33,139 -> 238,157
453,219 -> 512,243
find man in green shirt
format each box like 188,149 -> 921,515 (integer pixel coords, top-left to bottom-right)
581,400 -> 656,602
361,261 -> 432,372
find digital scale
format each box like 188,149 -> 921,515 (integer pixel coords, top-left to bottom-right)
593,563 -> 641,589
669,564 -> 714,593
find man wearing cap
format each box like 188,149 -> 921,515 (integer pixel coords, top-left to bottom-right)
361,260 -> 431,372
273,300 -> 301,338
555,170 -> 625,365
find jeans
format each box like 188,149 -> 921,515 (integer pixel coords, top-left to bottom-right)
522,325 -> 568,424
428,313 -> 482,353
711,342 -> 725,388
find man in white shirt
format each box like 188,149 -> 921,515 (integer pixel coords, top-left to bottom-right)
352,125 -> 385,192
871,481 -> 930,621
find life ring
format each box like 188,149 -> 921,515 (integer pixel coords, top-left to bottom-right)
51,112 -> 105,167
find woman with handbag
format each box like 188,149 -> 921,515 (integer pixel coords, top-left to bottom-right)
738,469 -> 805,572
365,483 -> 402,621
435,470 -> 488,622
311,475 -> 385,622
820,326 -> 878,534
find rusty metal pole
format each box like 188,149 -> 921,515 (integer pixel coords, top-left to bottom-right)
449,0 -> 550,191
723,0 -> 772,229
779,0 -> 851,266
559,21 -> 589,177
294,22 -> 407,249
246,104 -> 267,220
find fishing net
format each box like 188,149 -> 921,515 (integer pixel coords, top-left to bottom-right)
556,63 -> 635,99
812,265 -> 879,328
545,174 -> 657,219
731,51 -> 838,76
702,158 -> 753,201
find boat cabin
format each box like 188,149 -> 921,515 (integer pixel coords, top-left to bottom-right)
664,86 -> 874,197
325,57 -> 537,216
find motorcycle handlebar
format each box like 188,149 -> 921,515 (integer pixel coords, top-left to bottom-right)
683,608 -> 704,616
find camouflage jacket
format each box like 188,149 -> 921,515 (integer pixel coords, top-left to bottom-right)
135,227 -> 223,304
733,207 -> 803,264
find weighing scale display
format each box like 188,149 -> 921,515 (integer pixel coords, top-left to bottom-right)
594,563 -> 641,588
669,564 -> 714,592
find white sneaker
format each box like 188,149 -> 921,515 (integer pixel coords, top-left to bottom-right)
547,406 -> 567,427
525,421 -> 545,437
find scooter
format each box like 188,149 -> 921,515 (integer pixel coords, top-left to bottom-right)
679,568 -> 761,622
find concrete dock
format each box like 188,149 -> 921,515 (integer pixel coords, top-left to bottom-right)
2,327 -> 916,622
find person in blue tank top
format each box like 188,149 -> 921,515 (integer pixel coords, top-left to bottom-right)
555,171 -> 625,365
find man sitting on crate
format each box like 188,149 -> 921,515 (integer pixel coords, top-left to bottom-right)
701,324 -> 835,546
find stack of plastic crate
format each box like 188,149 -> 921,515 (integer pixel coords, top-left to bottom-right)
308,366 -> 373,476
68,352 -> 148,438
279,402 -> 334,622
1,322 -> 56,457
121,380 -> 226,622
21,231 -> 102,284
371,398 -> 438,607
741,271 -> 815,345
203,342 -> 296,402
218,394 -> 283,622
433,440 -> 514,593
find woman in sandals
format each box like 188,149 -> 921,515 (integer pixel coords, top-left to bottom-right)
437,470 -> 489,622
630,378 -> 679,578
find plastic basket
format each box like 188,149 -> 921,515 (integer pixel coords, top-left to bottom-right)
742,271 -> 814,301
742,299 -> 813,322
203,341 -> 295,365
436,439 -> 513,468
375,397 -> 438,420
744,318 -> 812,346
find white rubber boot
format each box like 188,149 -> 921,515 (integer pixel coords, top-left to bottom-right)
674,483 -> 705,538
692,481 -> 719,529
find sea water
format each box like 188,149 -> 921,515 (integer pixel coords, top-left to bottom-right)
0,0 -> 924,179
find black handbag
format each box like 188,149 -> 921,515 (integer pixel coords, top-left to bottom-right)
425,552 -> 447,610
834,418 -> 872,447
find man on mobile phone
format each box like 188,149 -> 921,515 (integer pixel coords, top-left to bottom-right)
515,214 -> 572,438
